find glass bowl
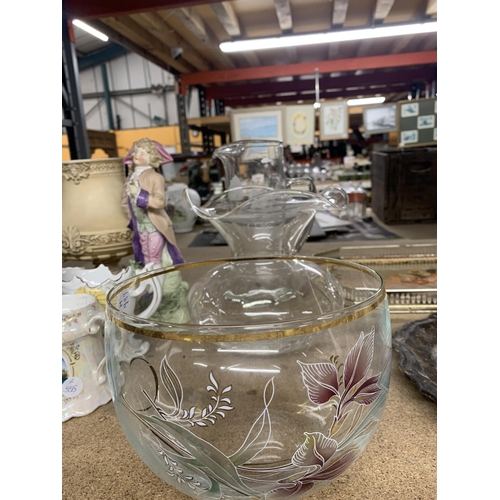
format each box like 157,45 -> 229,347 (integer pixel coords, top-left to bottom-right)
105,256 -> 392,500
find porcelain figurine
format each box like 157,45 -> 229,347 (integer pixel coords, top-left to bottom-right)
122,139 -> 190,325
122,138 -> 184,268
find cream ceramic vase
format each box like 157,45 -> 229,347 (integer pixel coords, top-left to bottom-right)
62,158 -> 133,264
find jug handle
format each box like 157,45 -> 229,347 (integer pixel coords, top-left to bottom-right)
285,176 -> 317,193
84,310 -> 106,335
322,185 -> 349,210
83,311 -> 108,385
95,356 -> 108,385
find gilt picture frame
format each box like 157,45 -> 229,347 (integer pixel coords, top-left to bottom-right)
230,107 -> 285,142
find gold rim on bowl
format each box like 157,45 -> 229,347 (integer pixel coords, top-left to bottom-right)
106,256 -> 386,343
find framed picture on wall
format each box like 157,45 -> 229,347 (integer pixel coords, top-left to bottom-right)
363,103 -> 397,134
400,102 -> 419,118
319,100 -> 348,140
285,104 -> 316,145
397,98 -> 437,148
230,107 -> 285,142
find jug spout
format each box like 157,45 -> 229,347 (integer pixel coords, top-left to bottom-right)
183,186 -> 348,257
213,140 -> 287,189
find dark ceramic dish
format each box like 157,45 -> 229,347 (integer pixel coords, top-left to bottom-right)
393,312 -> 437,402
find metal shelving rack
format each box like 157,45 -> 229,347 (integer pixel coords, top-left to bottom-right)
62,4 -> 91,160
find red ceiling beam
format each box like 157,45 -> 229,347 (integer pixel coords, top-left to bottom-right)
181,51 -> 437,94
223,84 -> 412,107
205,66 -> 437,100
63,0 -> 221,20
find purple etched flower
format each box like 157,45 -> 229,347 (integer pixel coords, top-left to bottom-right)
266,329 -> 384,498
296,361 -> 340,405
267,432 -> 360,499
297,329 -> 382,417
292,432 -> 338,468
297,434 -> 359,482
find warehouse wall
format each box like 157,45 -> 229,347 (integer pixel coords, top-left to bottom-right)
62,50 -> 225,160
79,51 -> 202,131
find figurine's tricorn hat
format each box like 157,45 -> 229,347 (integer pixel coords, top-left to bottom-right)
123,138 -> 174,168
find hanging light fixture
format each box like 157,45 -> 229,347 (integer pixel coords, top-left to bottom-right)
313,68 -> 321,109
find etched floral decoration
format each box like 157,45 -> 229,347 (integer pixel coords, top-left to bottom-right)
144,358 -> 234,427
118,327 -> 389,500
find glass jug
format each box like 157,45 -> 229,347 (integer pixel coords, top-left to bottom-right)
185,140 -> 348,257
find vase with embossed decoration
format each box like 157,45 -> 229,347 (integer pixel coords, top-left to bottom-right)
62,157 -> 133,264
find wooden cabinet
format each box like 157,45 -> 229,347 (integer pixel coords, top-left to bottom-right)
370,148 -> 437,224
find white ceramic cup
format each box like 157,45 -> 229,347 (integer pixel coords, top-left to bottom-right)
62,294 -> 111,422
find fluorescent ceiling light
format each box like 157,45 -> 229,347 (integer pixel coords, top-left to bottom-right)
72,20 -> 109,42
220,21 -> 437,52
347,96 -> 386,106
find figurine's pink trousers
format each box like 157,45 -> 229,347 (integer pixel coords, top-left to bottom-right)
139,231 -> 165,264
